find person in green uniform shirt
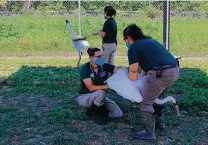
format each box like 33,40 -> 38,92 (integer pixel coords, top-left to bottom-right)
123,24 -> 179,140
97,6 -> 117,65
76,47 -> 123,125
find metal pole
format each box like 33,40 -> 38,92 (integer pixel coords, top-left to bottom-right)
78,0 -> 81,36
163,0 -> 170,50
7,0 -> 11,15
28,0 -> 30,10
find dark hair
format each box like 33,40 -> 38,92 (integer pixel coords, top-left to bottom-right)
104,6 -> 113,13
123,27 -> 130,40
123,24 -> 151,41
87,48 -> 101,57
106,8 -> 116,17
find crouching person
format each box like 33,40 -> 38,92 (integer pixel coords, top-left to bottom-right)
76,47 -> 123,125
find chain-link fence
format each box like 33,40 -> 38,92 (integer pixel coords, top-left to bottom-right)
0,1 -> 208,58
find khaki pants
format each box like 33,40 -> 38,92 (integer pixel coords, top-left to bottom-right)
76,90 -> 123,118
102,43 -> 117,65
141,67 -> 179,113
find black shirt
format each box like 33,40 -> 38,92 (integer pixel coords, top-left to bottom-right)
102,18 -> 117,44
128,38 -> 177,72
79,62 -> 115,94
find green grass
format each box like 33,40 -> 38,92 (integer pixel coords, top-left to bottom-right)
0,57 -> 207,144
0,14 -> 208,57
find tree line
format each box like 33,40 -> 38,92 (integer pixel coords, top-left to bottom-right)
0,1 -> 207,12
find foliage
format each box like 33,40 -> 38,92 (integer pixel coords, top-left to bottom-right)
36,1 -> 66,11
144,4 -> 160,19
0,58 -> 207,144
0,15 -> 207,57
3,1 -> 208,13
0,0 -> 6,10
0,58 -> 207,114
198,2 -> 208,12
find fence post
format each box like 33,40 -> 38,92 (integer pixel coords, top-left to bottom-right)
163,0 -> 170,50
28,0 -> 30,10
78,0 -> 81,36
7,0 -> 11,15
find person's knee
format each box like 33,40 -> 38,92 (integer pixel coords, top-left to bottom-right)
109,111 -> 123,118
116,110 -> 123,118
93,90 -> 106,106
76,96 -> 89,108
108,107 -> 123,118
97,90 -> 106,98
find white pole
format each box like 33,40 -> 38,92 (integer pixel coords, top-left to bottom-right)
28,0 -> 30,10
165,0 -> 170,50
78,0 -> 81,36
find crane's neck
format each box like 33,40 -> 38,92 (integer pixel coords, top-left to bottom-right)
67,22 -> 77,39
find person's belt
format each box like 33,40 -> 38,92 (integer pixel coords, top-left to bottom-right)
148,65 -> 177,71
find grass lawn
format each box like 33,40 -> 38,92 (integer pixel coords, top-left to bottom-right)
0,57 -> 207,144
0,15 -> 208,57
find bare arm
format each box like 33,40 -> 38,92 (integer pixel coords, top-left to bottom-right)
128,62 -> 139,80
83,78 -> 108,92
97,30 -> 106,38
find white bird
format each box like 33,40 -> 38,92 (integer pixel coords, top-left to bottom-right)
66,20 -> 90,55
66,20 -> 90,67
154,96 -> 176,105
155,96 -> 180,116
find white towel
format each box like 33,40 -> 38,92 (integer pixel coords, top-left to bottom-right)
106,68 -> 143,103
106,68 -> 177,106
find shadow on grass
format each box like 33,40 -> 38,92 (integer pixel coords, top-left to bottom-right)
1,66 -> 207,113
0,66 -> 207,145
2,65 -> 81,94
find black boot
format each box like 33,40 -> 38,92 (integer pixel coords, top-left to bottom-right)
90,104 -> 109,117
153,104 -> 166,136
135,112 -> 156,140
87,104 -> 109,125
153,104 -> 174,143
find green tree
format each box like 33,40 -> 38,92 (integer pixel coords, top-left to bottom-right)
0,0 -> 6,8
198,2 -> 208,12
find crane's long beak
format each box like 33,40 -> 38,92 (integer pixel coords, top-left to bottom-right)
175,105 -> 180,117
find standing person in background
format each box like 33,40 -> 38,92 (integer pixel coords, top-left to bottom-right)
123,24 -> 179,141
97,6 -> 117,65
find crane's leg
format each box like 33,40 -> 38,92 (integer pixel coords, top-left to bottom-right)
77,52 -> 82,68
